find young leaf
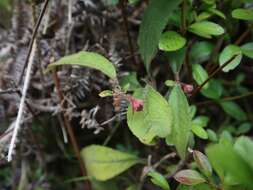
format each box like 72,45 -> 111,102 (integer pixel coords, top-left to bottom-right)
166,47 -> 186,74
190,41 -> 214,64
127,86 -> 172,144
159,31 -> 186,52
219,45 -> 242,72
174,169 -> 206,185
166,85 -> 191,159
208,8 -> 226,19
99,90 -> 113,97
220,101 -> 246,121
46,51 -> 116,79
232,8 -> 253,21
188,21 -> 224,38
148,171 -> 171,190
206,129 -> 218,142
192,125 -> 208,139
240,42 -> 253,59
234,136 -> 253,170
81,145 -> 140,181
192,64 -> 209,89
200,79 -> 223,99
192,116 -> 209,128
193,150 -> 212,177
138,0 -> 182,70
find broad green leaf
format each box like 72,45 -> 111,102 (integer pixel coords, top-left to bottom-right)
174,169 -> 206,185
200,79 -> 222,99
219,45 -> 242,72
127,86 -> 172,144
192,116 -> 209,128
220,101 -> 246,121
196,12 -> 212,22
81,145 -> 140,181
232,9 -> 253,21
188,21 -> 224,38
193,150 -> 212,177
166,85 -> 191,159
46,51 -> 116,79
190,41 -> 214,64
138,0 -> 182,70
192,125 -> 208,139
159,31 -> 186,52
240,42 -> 253,59
148,171 -> 171,190
234,136 -> 253,170
192,64 -> 209,89
206,142 -> 253,188
166,47 -> 186,74
202,0 -> 215,5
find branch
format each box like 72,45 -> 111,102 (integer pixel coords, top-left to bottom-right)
191,55 -> 238,98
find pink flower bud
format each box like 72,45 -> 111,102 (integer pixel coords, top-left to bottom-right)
181,83 -> 194,94
130,97 -> 144,112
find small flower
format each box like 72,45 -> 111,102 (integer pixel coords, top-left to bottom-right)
129,97 -> 144,112
181,83 -> 194,94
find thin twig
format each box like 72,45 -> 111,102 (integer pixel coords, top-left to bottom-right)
18,0 -> 51,84
191,55 -> 237,98
120,0 -> 137,67
196,91 -> 253,107
52,70 -> 91,190
8,40 -> 37,162
235,28 -> 251,45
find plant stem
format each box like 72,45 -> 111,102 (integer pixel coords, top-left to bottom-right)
181,0 -> 187,35
52,70 -> 91,190
191,55 -> 237,98
120,0 -> 138,68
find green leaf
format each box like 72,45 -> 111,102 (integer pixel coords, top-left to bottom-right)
192,64 -> 209,89
81,145 -> 140,181
190,41 -> 214,64
119,72 -> 141,91
240,42 -> 253,59
206,129 -> 218,142
159,31 -> 186,52
196,12 -> 212,22
127,86 -> 172,144
138,0 -> 182,70
99,90 -> 113,97
200,79 -> 223,99
208,8 -> 226,19
236,122 -> 252,135
192,116 -> 209,128
192,125 -> 208,139
232,8 -> 253,21
219,45 -> 242,72
166,85 -> 191,159
220,101 -> 246,121
46,51 -> 116,79
174,169 -> 206,185
148,171 -> 171,190
166,47 -> 186,74
193,150 -> 212,177
165,80 -> 176,87
206,142 -> 253,188
188,21 -> 224,38
234,136 -> 253,170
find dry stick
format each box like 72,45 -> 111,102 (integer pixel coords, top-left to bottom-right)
52,71 -> 91,190
196,91 -> 253,107
191,55 -> 238,98
18,0 -> 51,85
7,41 -> 37,162
120,0 -> 137,67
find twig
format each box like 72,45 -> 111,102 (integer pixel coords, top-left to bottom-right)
18,0 -> 51,84
52,70 -> 91,190
191,55 -> 237,98
235,28 -> 251,45
196,91 -> 253,107
119,0 -> 137,67
7,40 -> 37,162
